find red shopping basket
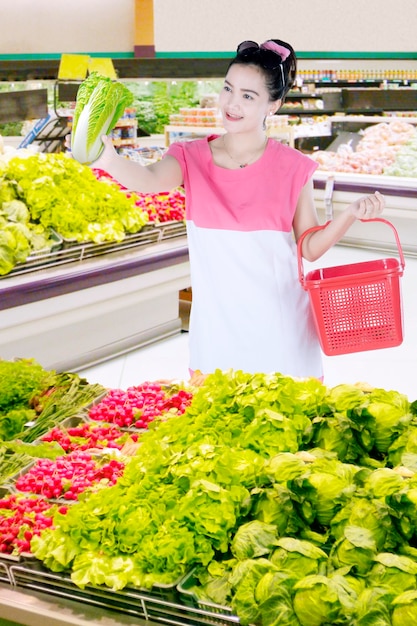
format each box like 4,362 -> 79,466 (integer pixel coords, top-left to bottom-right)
297,218 -> 405,356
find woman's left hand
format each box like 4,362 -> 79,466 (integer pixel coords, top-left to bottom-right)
349,190 -> 385,220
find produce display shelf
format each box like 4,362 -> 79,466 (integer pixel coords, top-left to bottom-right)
2,221 -> 187,280
7,562 -> 240,626
0,560 -> 11,584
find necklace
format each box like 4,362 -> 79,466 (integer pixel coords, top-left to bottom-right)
222,135 -> 268,168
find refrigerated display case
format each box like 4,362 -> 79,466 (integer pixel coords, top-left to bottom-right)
0,235 -> 190,372
313,171 -> 417,257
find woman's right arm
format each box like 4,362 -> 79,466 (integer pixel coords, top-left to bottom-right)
88,135 -> 184,193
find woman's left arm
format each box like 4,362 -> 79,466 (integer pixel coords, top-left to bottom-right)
293,179 -> 385,262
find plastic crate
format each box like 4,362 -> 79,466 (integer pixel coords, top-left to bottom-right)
177,568 -> 239,625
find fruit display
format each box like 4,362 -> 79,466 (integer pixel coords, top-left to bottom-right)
312,120 -> 417,175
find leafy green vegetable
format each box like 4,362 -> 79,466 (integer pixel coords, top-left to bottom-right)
71,72 -> 134,164
352,388 -> 411,455
270,537 -> 328,578
229,558 -> 278,626
330,495 -> 399,553
251,483 -> 301,536
329,525 -> 377,575
0,409 -> 36,441
369,552 -> 417,594
350,586 -> 393,626
230,520 -> 279,560
24,368 -> 417,623
0,358 -> 52,414
388,426 -> 417,468
290,457 -> 359,527
255,570 -> 301,626
265,452 -> 308,483
1,199 -> 29,223
391,589 -> 417,625
293,573 -> 361,626
360,467 -> 406,498
189,559 -> 236,606
312,412 -> 364,462
3,153 -> 149,242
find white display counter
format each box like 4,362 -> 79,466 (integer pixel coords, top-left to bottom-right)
0,237 -> 190,372
313,171 -> 417,258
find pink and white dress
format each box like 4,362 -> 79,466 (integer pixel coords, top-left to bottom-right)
166,136 -> 322,379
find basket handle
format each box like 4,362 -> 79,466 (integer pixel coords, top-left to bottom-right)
297,217 -> 405,287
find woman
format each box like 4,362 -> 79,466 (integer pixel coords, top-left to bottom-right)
85,38 -> 385,380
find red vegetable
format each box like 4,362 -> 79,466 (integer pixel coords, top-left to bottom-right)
0,493 -> 66,555
88,381 -> 193,428
15,451 -> 125,501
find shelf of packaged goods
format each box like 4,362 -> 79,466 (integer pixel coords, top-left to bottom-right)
114,119 -> 138,128
112,138 -> 139,147
0,237 -> 190,372
164,124 -> 226,146
164,124 -> 295,147
313,171 -> 417,257
330,114 -> 417,125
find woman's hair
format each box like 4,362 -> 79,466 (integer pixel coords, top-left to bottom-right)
228,39 -> 297,103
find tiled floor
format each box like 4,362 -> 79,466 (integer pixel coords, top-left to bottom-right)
77,244 -> 417,402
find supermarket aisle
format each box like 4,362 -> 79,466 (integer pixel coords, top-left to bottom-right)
78,245 -> 417,401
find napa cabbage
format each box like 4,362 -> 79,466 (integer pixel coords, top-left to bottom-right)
71,72 -> 134,164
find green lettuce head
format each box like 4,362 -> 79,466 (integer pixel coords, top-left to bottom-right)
311,412 -> 362,462
229,558 -> 277,626
329,525 -> 377,575
270,537 -> 328,578
255,570 -> 301,626
290,458 -> 358,527
293,573 -> 360,626
265,452 -> 308,483
361,467 -> 406,499
360,388 -> 411,454
330,495 -> 398,552
369,552 -> 417,595
350,586 -> 393,626
230,520 -> 279,560
251,483 -> 302,536
326,383 -> 368,413
388,425 -> 417,469
391,590 -> 417,626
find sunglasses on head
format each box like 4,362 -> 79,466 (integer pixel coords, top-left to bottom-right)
236,40 -> 290,70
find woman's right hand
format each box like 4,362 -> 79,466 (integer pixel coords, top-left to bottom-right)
65,132 -> 118,171
89,134 -> 118,171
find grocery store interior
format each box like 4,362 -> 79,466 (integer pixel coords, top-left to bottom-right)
1,1 -> 417,625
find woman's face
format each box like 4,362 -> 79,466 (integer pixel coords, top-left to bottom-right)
219,63 -> 274,133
